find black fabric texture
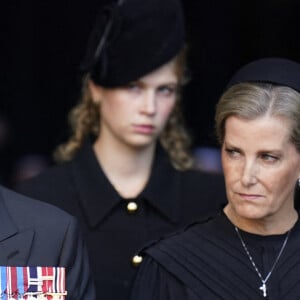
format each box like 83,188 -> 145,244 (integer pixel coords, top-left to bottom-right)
227,57 -> 300,93
80,0 -> 185,87
130,212 -> 300,300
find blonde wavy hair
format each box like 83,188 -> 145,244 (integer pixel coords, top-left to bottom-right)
54,48 -> 195,170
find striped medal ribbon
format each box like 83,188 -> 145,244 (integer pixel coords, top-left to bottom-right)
0,267 -> 67,299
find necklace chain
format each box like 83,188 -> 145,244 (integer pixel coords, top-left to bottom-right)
234,226 -> 290,298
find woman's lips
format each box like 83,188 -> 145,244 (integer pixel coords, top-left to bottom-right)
237,193 -> 264,201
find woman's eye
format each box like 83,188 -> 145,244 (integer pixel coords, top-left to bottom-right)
126,83 -> 140,92
225,148 -> 240,158
261,154 -> 278,162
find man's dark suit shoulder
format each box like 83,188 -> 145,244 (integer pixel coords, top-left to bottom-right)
1,184 -> 75,228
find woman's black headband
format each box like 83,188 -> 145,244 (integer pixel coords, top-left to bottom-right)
227,58 -> 300,93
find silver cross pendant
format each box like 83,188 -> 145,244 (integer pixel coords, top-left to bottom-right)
260,283 -> 267,297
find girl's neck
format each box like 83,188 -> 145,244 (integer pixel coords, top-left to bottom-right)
93,137 -> 156,198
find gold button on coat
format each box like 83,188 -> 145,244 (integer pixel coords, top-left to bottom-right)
127,201 -> 138,213
132,255 -> 143,266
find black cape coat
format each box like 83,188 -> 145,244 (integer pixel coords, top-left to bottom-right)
16,142 -> 226,300
130,212 -> 300,300
0,185 -> 95,300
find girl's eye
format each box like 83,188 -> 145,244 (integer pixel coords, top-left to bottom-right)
125,83 -> 140,92
157,86 -> 177,96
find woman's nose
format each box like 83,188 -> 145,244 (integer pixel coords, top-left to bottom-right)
241,160 -> 258,186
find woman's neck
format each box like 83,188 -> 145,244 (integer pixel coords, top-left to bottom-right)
224,204 -> 299,235
93,137 -> 156,198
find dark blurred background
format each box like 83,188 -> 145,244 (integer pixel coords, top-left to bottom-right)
1,0 -> 300,187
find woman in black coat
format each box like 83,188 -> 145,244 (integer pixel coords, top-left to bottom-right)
16,0 -> 226,298
129,58 -> 300,300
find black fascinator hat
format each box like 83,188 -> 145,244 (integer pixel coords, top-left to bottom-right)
227,57 -> 300,93
80,0 -> 185,87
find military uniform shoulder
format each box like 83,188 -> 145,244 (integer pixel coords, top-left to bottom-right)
0,185 -> 75,225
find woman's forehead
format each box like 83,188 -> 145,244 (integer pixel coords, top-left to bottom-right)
224,115 -> 292,147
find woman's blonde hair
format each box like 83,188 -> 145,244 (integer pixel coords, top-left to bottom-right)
215,82 -> 300,153
54,48 -> 195,170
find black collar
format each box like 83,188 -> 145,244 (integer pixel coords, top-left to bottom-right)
70,142 -> 182,228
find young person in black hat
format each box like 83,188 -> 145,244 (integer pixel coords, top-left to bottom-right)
15,0 -> 226,299
129,57 -> 300,300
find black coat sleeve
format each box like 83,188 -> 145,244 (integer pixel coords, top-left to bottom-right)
58,216 -> 96,300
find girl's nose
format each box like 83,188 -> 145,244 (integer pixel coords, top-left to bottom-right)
140,91 -> 156,115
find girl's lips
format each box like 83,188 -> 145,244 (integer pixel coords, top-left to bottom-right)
133,124 -> 155,134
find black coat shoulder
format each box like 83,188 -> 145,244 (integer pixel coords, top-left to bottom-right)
16,161 -> 82,215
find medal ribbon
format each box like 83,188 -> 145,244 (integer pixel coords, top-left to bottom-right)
17,266 -> 25,298
7,266 -> 18,299
0,267 -> 67,299
42,266 -> 54,299
0,267 -> 6,297
22,267 -> 29,296
27,266 -> 43,296
48,267 -> 67,299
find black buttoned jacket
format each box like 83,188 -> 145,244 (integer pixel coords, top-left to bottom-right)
16,142 -> 226,300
